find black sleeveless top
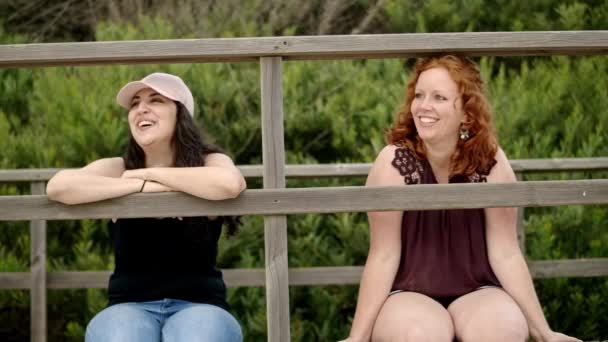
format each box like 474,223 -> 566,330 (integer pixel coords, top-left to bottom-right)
108,216 -> 229,310
390,147 -> 501,298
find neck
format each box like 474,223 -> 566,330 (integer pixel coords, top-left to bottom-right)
423,138 -> 458,181
142,143 -> 175,168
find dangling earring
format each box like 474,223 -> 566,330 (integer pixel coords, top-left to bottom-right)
459,127 -> 470,141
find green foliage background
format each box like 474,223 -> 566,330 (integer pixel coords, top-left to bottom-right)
1,1 -> 607,341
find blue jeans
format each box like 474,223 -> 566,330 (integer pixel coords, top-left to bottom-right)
85,299 -> 242,342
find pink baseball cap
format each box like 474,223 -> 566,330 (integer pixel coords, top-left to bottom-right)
116,72 -> 195,116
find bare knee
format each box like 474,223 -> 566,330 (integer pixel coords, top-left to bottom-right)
372,292 -> 454,342
498,325 -> 528,341
460,318 -> 528,342
405,325 -> 452,342
373,325 -> 452,342
494,315 -> 528,341
451,288 -> 529,342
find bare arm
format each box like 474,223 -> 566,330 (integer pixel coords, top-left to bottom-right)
46,157 -> 143,205
121,153 -> 246,200
342,145 -> 404,342
485,149 -> 580,342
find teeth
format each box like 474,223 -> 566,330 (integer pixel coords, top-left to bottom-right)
419,117 -> 438,123
138,120 -> 154,127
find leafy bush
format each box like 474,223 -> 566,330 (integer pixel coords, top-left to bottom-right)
1,6 -> 607,342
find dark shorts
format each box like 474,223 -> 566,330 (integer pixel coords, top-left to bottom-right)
388,285 -> 500,309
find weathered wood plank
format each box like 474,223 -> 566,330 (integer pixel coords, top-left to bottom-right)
0,270 -> 266,289
510,158 -> 608,173
0,272 -> 30,288
240,163 -> 372,178
1,259 -> 607,289
1,157 -> 607,182
515,172 -> 526,253
529,259 -> 608,278
261,56 -> 290,342
0,180 -> 606,221
0,169 -> 59,182
0,31 -> 607,68
288,266 -> 363,285
30,182 -> 47,342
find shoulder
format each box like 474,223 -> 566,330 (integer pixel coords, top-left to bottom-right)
374,145 -> 400,165
80,157 -> 125,177
485,147 -> 516,183
94,157 -> 125,167
204,153 -> 236,167
373,144 -> 419,165
367,145 -> 414,187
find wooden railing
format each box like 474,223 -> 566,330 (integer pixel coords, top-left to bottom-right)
1,31 -> 608,342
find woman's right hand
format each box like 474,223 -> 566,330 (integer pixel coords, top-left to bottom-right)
337,337 -> 366,342
538,331 -> 582,342
140,180 -> 174,193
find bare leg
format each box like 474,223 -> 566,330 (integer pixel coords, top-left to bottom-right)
372,291 -> 454,342
448,287 -> 528,342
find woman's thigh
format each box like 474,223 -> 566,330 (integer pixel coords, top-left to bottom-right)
447,287 -> 528,342
372,291 -> 454,342
85,303 -> 161,342
163,303 -> 242,342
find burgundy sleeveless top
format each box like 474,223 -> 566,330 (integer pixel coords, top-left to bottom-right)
390,147 -> 501,298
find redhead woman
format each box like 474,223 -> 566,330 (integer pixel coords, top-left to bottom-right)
340,56 -> 580,342
47,72 -> 246,342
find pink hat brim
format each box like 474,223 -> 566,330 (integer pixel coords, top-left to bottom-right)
116,81 -> 179,110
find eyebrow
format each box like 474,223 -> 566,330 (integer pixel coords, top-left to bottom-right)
130,92 -> 163,103
414,89 -> 447,93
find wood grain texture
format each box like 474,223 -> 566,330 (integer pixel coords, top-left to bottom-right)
1,180 -> 606,220
261,57 -> 290,342
1,259 -> 606,289
1,31 -> 607,67
30,182 -> 46,342
1,157 -> 607,182
515,172 -> 526,253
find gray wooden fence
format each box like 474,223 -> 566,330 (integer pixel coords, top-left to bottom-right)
1,31 -> 608,342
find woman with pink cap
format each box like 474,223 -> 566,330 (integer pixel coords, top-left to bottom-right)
47,72 -> 246,342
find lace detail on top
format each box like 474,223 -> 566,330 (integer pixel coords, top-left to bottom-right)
391,147 -> 425,185
391,146 -> 497,184
467,159 -> 497,183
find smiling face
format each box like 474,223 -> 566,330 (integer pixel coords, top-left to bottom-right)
127,88 -> 178,148
410,67 -> 465,146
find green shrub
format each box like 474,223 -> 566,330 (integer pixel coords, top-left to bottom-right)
1,9 -> 607,342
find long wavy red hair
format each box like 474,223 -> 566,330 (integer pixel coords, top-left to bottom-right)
387,55 -> 497,177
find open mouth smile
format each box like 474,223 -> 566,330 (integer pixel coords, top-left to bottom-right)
136,119 -> 156,130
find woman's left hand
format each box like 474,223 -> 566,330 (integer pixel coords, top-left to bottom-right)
141,180 -> 173,193
121,168 -> 152,181
539,331 -> 582,342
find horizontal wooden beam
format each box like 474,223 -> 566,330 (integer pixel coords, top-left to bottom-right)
1,157 -> 607,182
0,169 -> 59,182
0,31 -> 607,68
0,272 -> 30,289
3,179 -> 608,221
528,258 -> 608,279
1,259 -> 606,289
1,180 -> 606,221
509,158 -> 608,173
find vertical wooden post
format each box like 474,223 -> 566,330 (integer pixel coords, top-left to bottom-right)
260,57 -> 290,342
515,172 -> 525,254
30,181 -> 47,342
